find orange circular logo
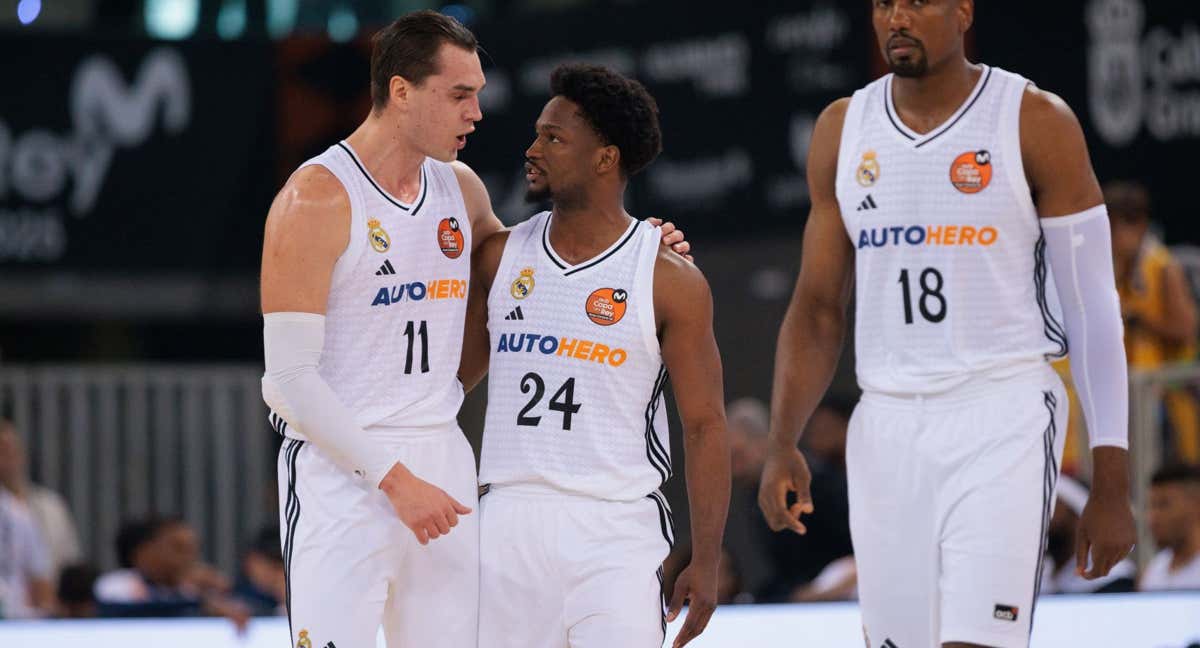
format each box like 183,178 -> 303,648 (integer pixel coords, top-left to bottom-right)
437,217 -> 464,258
585,288 -> 628,326
949,150 -> 992,194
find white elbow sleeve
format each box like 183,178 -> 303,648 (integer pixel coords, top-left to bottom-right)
262,312 -> 396,486
1042,206 -> 1129,449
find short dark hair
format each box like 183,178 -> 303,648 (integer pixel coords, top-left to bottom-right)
246,525 -> 283,563
1152,463 -> 1200,487
549,63 -> 662,177
115,515 -> 183,568
370,10 -> 478,111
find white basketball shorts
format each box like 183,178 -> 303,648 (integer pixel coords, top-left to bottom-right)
847,364 -> 1067,648
277,424 -> 479,648
478,486 -> 674,648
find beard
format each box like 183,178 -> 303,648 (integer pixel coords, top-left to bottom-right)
525,184 -> 551,203
886,35 -> 929,78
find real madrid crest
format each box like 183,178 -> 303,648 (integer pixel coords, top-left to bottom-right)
511,267 -> 535,300
296,629 -> 312,648
856,151 -> 880,187
367,219 -> 391,253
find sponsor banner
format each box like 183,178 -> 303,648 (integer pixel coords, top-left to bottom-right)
0,37 -> 275,270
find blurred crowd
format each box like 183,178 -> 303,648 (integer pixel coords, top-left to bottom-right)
1,178 -> 1199,621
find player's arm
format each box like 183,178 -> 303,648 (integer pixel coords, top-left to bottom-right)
452,161 -> 507,249
459,231 -> 509,392
260,167 -> 470,546
1021,86 -> 1136,578
653,249 -> 729,648
758,98 -> 854,536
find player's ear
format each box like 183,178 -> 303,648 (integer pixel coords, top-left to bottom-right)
389,75 -> 412,110
958,0 -> 974,34
596,144 -> 620,176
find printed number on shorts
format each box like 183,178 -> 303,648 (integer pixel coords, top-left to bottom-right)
898,267 -> 947,324
517,372 -> 582,430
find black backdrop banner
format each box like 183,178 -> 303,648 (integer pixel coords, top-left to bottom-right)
0,37 -> 276,271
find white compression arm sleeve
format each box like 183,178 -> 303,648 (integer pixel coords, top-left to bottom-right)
1042,205 -> 1129,449
261,312 -> 398,487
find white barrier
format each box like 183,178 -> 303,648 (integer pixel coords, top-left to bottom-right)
2,593 -> 1197,647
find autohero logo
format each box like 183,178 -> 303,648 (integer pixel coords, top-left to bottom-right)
1088,0 -> 1200,145
0,48 -> 190,261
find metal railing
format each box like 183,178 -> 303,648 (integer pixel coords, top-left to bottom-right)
1129,362 -> 1200,567
0,364 -> 274,575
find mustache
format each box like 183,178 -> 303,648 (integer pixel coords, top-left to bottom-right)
887,33 -> 923,49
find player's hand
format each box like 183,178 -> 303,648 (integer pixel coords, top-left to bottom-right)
666,559 -> 718,648
757,444 -> 814,535
647,217 -> 694,263
379,462 -> 472,545
1075,489 -> 1135,579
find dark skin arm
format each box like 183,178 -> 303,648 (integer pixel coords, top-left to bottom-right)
1021,85 -> 1137,580
653,248 -> 730,648
757,98 -> 854,536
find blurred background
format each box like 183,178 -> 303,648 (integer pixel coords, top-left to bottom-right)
0,0 -> 1198,641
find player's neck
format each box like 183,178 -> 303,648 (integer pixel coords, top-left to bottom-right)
890,57 -> 981,135
548,198 -> 632,265
344,118 -> 426,202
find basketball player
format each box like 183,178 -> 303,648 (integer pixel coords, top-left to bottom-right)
758,2 -> 1136,647
259,12 -> 690,648
458,64 -> 730,648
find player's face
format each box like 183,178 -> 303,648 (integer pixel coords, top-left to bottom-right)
407,43 -> 485,163
524,96 -> 609,205
872,0 -> 971,78
1148,483 -> 1200,548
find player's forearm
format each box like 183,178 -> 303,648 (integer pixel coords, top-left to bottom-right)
1090,446 -> 1130,499
682,419 -> 731,564
768,301 -> 845,449
262,313 -> 399,487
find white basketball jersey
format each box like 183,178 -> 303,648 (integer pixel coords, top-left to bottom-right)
836,65 -> 1067,395
479,212 -> 670,501
273,141 -> 471,437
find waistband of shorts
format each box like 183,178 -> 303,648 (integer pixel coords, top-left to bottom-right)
480,482 -> 629,504
282,420 -> 463,443
861,361 -> 1060,409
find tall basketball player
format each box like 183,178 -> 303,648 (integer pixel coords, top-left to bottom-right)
459,64 -> 730,648
758,2 -> 1136,647
258,13 -> 688,648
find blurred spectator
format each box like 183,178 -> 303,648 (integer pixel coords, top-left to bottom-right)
790,555 -> 856,603
0,419 -> 82,578
1108,181 -> 1200,463
95,515 -> 249,628
1141,464 -> 1200,591
233,525 -> 285,616
55,563 -> 99,618
0,487 -> 54,617
721,397 -> 775,598
759,396 -> 855,602
1041,477 -> 1136,594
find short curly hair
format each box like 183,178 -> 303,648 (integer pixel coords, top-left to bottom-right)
549,63 -> 662,177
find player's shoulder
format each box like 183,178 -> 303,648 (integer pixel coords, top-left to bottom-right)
653,239 -> 708,293
817,97 -> 852,133
1019,84 -> 1082,134
271,164 -> 350,225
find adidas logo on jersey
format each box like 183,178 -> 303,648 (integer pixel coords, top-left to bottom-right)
375,259 -> 396,276
880,640 -> 899,648
856,194 -> 878,211
504,306 -> 525,321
